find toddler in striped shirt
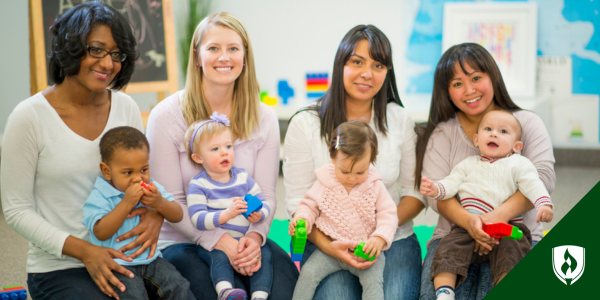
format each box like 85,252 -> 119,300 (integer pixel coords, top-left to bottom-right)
184,112 -> 272,300
420,110 -> 553,300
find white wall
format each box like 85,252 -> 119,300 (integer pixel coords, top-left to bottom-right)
211,0 -> 406,118
0,2 -> 30,136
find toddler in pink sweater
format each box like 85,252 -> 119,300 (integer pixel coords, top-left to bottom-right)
289,121 -> 398,300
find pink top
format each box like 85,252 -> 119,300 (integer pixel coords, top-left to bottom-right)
146,92 -> 280,250
295,164 -> 398,250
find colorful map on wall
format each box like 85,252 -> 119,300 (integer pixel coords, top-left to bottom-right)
402,0 -> 600,96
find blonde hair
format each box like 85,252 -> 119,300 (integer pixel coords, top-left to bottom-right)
184,120 -> 232,166
180,12 -> 260,140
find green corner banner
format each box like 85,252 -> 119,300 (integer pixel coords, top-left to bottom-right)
486,181 -> 600,299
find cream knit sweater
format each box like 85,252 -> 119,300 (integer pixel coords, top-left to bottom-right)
433,154 -> 553,223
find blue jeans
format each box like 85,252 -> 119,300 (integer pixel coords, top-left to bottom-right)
27,258 -> 195,300
300,233 -> 422,300
420,239 -> 539,300
196,245 -> 273,295
162,239 -> 298,300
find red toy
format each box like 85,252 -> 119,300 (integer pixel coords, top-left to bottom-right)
140,182 -> 153,206
141,181 -> 152,191
482,223 -> 523,240
0,285 -> 27,300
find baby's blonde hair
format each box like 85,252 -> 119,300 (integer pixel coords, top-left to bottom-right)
184,120 -> 232,166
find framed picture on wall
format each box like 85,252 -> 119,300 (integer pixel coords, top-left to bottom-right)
442,2 -> 537,98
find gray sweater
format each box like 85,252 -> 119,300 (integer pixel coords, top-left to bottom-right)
422,110 -> 555,246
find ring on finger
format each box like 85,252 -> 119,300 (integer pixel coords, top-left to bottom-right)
256,255 -> 260,261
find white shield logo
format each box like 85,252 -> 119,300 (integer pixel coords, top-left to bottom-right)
552,245 -> 585,285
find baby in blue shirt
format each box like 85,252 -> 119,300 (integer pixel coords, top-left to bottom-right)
82,126 -> 191,300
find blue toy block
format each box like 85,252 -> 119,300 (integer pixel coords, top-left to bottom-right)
241,194 -> 263,219
0,285 -> 27,300
277,80 -> 294,105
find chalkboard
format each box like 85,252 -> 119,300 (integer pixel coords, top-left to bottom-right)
30,0 -> 178,95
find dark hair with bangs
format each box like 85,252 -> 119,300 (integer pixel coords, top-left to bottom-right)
414,43 -> 521,189
329,121 -> 378,168
291,24 -> 402,143
100,126 -> 149,164
48,1 -> 138,90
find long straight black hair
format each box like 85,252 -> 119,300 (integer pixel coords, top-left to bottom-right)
291,24 -> 402,143
414,43 -> 521,189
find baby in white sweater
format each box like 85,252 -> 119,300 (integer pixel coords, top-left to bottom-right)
420,110 -> 553,300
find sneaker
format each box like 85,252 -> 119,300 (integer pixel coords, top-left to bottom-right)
218,288 -> 247,300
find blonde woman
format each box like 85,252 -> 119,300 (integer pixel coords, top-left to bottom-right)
146,12 -> 298,299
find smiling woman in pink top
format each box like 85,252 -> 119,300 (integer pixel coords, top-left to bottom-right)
415,43 -> 555,300
146,12 -> 298,299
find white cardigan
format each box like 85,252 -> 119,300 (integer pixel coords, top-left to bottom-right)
1,91 -> 143,273
283,103 -> 425,241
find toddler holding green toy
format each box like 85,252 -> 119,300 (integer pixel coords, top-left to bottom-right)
289,121 -> 398,300
420,110 -> 554,300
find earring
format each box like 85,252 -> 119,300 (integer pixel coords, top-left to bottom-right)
243,63 -> 245,66
196,63 -> 200,67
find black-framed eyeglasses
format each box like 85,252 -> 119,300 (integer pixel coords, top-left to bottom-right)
86,45 -> 127,62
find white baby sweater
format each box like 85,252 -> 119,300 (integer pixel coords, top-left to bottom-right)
433,154 -> 552,222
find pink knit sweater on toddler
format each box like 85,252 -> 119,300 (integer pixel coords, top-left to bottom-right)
294,163 -> 399,249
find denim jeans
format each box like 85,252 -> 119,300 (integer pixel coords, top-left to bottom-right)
300,233 -> 422,300
162,239 -> 298,300
196,244 -> 273,295
27,258 -> 195,300
113,257 -> 193,300
295,249 -> 385,299
421,238 -> 540,300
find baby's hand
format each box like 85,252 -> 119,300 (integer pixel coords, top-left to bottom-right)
420,176 -> 439,198
536,205 -> 554,223
140,182 -> 164,208
223,197 -> 247,221
362,236 -> 386,259
247,211 -> 262,223
288,218 -> 298,236
123,183 -> 143,208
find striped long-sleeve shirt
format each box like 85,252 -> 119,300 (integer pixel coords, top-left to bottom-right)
187,166 -> 270,239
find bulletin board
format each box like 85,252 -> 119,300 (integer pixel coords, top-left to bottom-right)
29,0 -> 178,96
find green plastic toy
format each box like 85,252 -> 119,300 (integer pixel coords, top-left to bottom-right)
291,219 -> 307,261
354,242 -> 375,261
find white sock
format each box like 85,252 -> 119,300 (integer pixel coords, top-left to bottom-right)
215,281 -> 233,295
436,286 -> 455,300
251,291 -> 269,299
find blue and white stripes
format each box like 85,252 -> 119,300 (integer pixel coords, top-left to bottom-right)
187,166 -> 270,239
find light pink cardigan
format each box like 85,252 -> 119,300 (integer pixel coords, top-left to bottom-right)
295,164 -> 399,250
146,92 -> 280,250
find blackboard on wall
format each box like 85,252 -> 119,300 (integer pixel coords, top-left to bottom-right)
30,0 -> 178,95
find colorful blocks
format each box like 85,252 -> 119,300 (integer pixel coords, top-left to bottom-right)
0,285 -> 27,300
290,219 -> 307,261
241,194 -> 263,219
482,223 -> 523,240
306,73 -> 328,98
354,242 -> 375,261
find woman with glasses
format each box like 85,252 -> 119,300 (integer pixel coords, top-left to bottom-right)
0,2 -> 187,299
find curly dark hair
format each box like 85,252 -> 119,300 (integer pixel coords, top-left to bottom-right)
48,1 -> 138,90
100,126 -> 149,164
